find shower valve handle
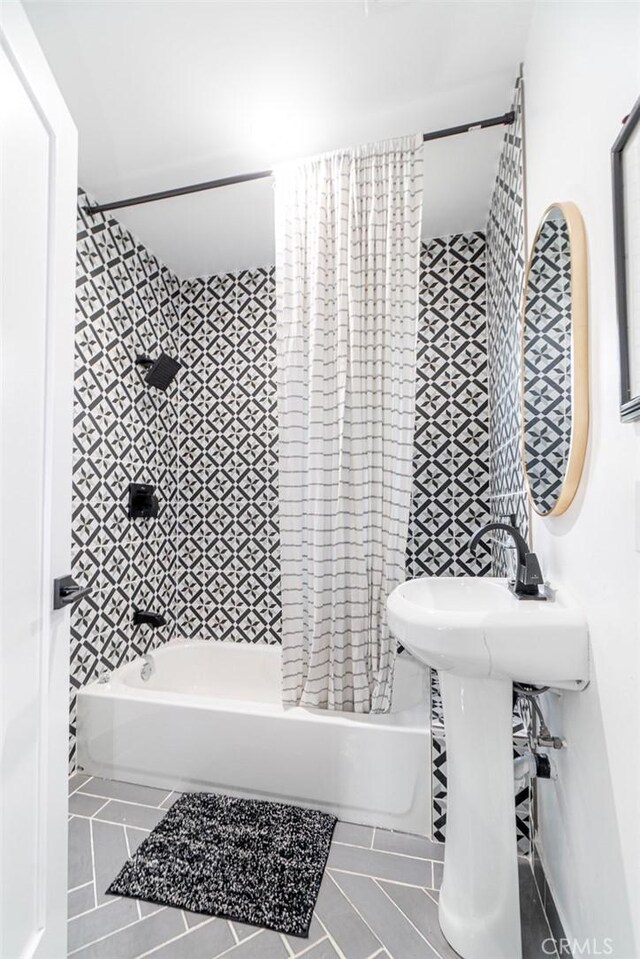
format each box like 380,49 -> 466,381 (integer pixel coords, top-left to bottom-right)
53,575 -> 93,610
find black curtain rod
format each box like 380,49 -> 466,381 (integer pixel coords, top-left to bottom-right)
85,110 -> 515,216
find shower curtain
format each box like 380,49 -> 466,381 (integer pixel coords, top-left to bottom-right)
275,136 -> 423,713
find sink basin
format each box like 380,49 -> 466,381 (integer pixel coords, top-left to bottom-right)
388,576 -> 589,688
387,576 -> 589,959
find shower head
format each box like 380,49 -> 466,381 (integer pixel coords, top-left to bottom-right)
136,353 -> 180,391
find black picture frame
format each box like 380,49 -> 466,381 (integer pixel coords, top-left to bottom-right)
612,93 -> 640,422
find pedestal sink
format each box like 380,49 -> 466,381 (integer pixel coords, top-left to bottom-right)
387,577 -> 589,959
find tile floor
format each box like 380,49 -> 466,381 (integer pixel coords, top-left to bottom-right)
68,774 -> 555,959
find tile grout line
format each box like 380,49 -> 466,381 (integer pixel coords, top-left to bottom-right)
89,798 -> 111,820
78,812 -> 159,829
228,921 -> 240,945
326,872 -> 385,958
68,775 -> 93,797
314,914 -> 349,959
333,841 -> 375,852
328,866 -> 436,892
75,789 -> 173,811
373,878 -> 443,959
67,880 -> 93,894
67,897 -> 124,923
280,931 -> 295,958
88,818 -> 98,910
291,935 -> 330,959
123,824 -> 142,921
135,917 -> 217,959
188,917 -> 216,932
103,822 -> 151,833
68,910 -> 152,955
198,928 -> 265,959
528,862 -> 559,959
368,845 -> 443,865
332,843 -> 444,865
140,905 -> 167,921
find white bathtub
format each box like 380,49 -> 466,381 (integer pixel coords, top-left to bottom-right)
77,639 -> 431,835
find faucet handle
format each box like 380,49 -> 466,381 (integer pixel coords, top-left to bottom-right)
522,552 -> 543,587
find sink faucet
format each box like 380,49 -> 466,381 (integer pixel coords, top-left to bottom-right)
469,522 -> 546,601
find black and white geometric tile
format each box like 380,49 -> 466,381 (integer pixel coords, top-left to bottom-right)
177,269 -> 281,644
486,76 -> 529,574
71,190 -> 181,769
177,237 -> 492,645
431,732 -> 532,857
71,185 -> 534,868
522,216 -> 572,514
423,86 -> 534,856
176,234 -> 492,645
71,203 -> 492,769
406,233 -> 491,579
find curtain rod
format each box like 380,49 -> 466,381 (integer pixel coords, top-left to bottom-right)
84,110 -> 515,216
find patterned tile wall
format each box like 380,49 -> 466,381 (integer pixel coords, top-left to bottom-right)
177,270 -> 280,643
414,77 -> 538,862
176,233 -> 491,643
432,731 -> 531,854
522,217 -> 572,515
71,190 -> 181,768
478,75 -> 532,850
407,233 -> 492,578
71,204 -> 491,764
486,76 -> 529,573
73,119 -> 533,855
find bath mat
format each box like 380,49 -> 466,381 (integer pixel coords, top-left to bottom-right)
107,792 -> 336,937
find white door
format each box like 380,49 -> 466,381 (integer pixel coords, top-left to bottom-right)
0,3 -> 78,957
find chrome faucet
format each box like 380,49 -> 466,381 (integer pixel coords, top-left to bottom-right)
469,522 -> 546,601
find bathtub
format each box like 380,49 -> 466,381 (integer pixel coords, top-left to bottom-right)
77,639 -> 431,835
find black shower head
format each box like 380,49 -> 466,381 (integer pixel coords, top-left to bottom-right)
136,353 -> 180,391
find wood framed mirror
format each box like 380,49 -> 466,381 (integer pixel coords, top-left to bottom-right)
520,202 -> 589,517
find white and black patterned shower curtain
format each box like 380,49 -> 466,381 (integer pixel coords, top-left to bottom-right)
274,136 -> 423,713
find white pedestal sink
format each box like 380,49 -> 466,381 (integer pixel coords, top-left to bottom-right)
387,577 -> 588,959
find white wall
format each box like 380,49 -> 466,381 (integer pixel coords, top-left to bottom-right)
524,3 -> 640,955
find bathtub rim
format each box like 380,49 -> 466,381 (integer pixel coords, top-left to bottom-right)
79,637 -> 430,733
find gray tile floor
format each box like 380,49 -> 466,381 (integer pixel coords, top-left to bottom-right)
68,774 -> 554,959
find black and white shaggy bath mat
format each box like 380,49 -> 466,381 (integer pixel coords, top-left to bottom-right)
107,792 -> 336,937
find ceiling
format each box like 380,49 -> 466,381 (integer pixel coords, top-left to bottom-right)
25,0 -> 533,279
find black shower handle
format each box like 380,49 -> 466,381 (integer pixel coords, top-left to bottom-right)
53,575 -> 93,610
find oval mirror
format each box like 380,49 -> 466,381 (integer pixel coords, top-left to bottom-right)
521,202 -> 589,516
